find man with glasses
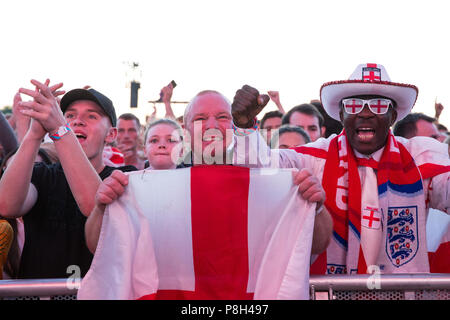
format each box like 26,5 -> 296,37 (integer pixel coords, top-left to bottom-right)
231,63 -> 450,274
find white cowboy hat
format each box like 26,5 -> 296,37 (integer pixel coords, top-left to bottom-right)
320,63 -> 418,121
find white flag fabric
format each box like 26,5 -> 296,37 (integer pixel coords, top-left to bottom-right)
78,166 -> 316,300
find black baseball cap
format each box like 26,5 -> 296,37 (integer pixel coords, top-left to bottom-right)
60,88 -> 117,127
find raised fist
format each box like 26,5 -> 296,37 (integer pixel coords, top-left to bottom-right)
231,85 -> 270,128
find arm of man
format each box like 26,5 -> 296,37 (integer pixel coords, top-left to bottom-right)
85,170 -> 129,253
428,173 -> 450,215
19,80 -> 101,217
0,120 -> 42,218
0,109 -> 18,155
267,91 -> 285,114
232,85 -> 328,167
11,91 -> 31,144
293,168 -> 332,254
231,84 -> 305,168
435,100 -> 443,121
311,207 -> 333,254
0,81 -> 67,218
162,84 -> 176,119
404,136 -> 450,214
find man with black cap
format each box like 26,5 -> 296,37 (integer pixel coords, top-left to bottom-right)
0,79 -> 136,279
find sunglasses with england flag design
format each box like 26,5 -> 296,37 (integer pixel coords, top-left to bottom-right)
341,98 -> 393,115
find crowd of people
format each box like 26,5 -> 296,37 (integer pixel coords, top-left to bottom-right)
0,62 -> 449,299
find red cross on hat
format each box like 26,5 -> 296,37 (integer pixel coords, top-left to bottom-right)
319,63 -> 419,122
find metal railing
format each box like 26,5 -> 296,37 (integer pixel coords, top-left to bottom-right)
1,274 -> 450,300
309,273 -> 450,300
0,278 -> 79,300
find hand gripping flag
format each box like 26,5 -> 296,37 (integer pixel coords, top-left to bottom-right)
78,166 -> 316,300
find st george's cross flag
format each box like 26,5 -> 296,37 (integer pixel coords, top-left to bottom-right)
427,209 -> 450,273
77,165 -> 317,300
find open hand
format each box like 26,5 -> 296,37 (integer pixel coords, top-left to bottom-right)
18,79 -> 66,134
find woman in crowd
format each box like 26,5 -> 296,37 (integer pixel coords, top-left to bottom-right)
143,118 -> 184,170
85,118 -> 184,253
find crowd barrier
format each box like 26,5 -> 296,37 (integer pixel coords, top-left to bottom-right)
309,273 -> 450,300
0,274 -> 449,300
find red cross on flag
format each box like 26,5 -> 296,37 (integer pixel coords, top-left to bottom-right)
78,166 -> 316,300
347,99 -> 363,113
362,206 -> 381,229
372,99 -> 389,113
362,63 -> 381,82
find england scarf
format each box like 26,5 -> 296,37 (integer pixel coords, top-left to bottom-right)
297,131 -> 450,274
77,166 -> 316,300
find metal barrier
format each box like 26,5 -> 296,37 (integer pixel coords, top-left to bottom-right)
309,273 -> 450,300
0,278 -> 79,300
1,274 -> 450,300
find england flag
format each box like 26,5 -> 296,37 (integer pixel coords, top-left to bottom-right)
78,166 -> 316,300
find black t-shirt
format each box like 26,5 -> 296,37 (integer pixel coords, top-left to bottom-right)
19,163 -> 137,279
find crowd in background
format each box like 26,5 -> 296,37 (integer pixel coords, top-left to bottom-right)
0,70 -> 449,286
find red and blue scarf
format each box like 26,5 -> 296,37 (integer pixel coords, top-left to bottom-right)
296,130 -> 450,274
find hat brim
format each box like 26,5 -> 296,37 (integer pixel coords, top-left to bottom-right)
60,89 -> 103,113
320,80 -> 418,122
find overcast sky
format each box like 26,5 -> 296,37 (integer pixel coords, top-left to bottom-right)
1,0 -> 449,126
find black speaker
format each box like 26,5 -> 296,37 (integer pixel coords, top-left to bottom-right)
130,81 -> 140,108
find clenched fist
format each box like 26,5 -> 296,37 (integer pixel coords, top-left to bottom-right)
231,85 -> 270,128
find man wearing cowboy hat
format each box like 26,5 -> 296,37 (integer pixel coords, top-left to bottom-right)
232,63 -> 450,274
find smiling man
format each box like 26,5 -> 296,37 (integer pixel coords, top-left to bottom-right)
85,89 -> 332,257
231,63 -> 450,274
0,84 -> 136,279
183,90 -> 234,165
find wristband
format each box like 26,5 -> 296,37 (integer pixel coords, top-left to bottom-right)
232,118 -> 258,136
49,124 -> 71,141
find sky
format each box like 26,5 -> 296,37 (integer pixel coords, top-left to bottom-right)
1,0 -> 449,126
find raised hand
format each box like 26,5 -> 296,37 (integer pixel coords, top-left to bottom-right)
49,81 -> 66,103
232,85 -> 270,128
161,84 -> 174,104
18,79 -> 66,135
268,90 -> 286,113
267,91 -> 280,105
435,98 -> 444,119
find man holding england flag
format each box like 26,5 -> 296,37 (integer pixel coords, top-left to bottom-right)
80,90 -> 331,300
